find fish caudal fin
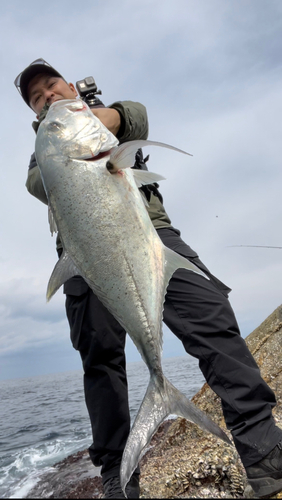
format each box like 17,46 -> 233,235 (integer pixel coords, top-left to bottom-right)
120,375 -> 232,495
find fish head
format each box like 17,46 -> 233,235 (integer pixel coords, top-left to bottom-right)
35,98 -> 118,165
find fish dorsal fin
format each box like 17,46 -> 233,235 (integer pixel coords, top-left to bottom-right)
47,251 -> 80,302
161,246 -> 209,317
132,169 -> 166,188
48,206 -> 58,236
108,140 -> 192,171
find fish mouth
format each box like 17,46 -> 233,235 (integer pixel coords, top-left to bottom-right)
84,149 -> 113,162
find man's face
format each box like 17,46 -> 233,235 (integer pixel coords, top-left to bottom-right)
28,73 -> 78,116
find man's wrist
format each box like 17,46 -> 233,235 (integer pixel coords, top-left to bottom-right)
91,108 -> 121,136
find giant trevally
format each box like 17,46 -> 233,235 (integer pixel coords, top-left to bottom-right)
35,99 -> 231,496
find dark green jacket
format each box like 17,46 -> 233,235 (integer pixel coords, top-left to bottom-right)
26,100 -> 172,250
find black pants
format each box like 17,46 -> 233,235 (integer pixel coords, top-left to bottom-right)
64,227 -> 282,480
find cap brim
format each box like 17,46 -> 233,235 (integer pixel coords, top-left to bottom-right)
20,64 -> 63,107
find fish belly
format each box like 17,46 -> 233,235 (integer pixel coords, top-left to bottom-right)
49,159 -> 165,362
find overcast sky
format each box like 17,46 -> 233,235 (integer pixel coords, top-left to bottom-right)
1,0 -> 282,380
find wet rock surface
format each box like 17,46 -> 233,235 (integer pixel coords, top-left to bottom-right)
27,305 -> 282,498
27,450 -> 102,498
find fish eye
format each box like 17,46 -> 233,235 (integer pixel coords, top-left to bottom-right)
47,121 -> 64,131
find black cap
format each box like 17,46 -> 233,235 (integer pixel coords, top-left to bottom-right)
14,58 -> 64,107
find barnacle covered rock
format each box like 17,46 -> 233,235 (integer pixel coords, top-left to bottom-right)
139,305 -> 282,498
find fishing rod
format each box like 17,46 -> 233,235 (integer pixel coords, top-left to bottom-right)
228,245 -> 282,249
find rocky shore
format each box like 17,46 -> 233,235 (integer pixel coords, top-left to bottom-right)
27,305 -> 282,498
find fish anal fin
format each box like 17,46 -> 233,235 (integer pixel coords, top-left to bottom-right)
164,246 -> 208,283
47,251 -> 80,301
159,246 -> 209,321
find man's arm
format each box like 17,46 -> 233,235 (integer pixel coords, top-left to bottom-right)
92,101 -> 148,142
109,101 -> 148,142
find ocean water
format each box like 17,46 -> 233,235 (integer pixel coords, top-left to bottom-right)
0,355 -> 205,498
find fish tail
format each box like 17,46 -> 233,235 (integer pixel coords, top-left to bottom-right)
120,375 -> 231,495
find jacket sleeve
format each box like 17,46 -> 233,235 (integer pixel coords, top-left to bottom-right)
25,153 -> 48,205
109,101 -> 149,143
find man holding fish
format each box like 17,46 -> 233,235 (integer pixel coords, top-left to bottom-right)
14,58 -> 282,499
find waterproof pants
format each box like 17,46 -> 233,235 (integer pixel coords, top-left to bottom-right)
64,227 -> 282,481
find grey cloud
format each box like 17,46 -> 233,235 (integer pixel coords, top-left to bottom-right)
1,0 -> 282,378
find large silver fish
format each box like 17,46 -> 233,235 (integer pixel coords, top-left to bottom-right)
35,99 -> 231,495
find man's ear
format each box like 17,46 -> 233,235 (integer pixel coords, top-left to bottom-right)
69,82 -> 78,97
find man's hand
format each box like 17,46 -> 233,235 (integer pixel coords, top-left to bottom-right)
91,108 -> 121,137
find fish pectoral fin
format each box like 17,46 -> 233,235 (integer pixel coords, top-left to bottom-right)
108,140 -> 192,172
47,251 -> 80,302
